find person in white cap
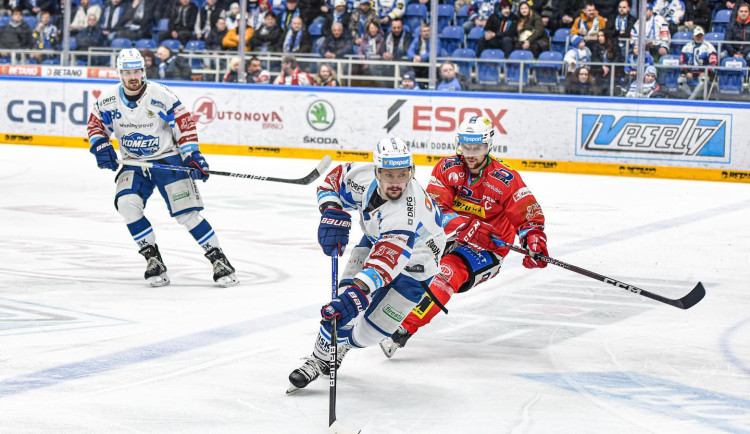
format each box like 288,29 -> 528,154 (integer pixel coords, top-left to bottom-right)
679,25 -> 718,98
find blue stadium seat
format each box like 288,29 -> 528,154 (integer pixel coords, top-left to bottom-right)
466,26 -> 484,52
535,50 -> 562,85
0,57 -> 11,64
404,3 -> 427,35
506,49 -> 534,86
451,47 -> 476,76
42,58 -> 60,65
309,20 -> 323,37
23,16 -> 36,29
718,56 -> 746,95
68,38 -> 77,50
455,4 -> 470,28
671,31 -> 691,55
657,54 -> 681,92
313,36 -> 325,55
0,16 -> 11,27
153,18 -> 169,40
437,4 -> 455,29
440,26 -> 464,54
161,39 -> 182,52
135,38 -> 157,49
185,40 -> 205,69
89,0 -> 103,5
551,28 -> 570,54
712,9 -> 732,33
110,38 -> 133,49
477,49 -> 504,85
704,32 -> 724,43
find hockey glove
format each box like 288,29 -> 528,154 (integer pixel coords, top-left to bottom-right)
184,151 -> 210,182
456,217 -> 502,253
520,228 -> 548,269
318,208 -> 351,256
321,286 -> 370,327
90,139 -> 118,171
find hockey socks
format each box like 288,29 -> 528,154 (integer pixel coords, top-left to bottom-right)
127,216 -> 156,248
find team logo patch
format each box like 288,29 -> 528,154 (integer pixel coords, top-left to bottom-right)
411,295 -> 434,319
120,132 -> 160,156
383,304 -> 406,322
513,187 -> 531,202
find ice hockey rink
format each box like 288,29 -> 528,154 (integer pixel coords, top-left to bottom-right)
0,143 -> 748,434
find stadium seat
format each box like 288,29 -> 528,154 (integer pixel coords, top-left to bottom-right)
0,57 -> 10,64
185,40 -> 205,69
477,49 -> 504,85
42,58 -> 60,65
68,38 -> 77,50
451,47 -> 476,76
712,9 -> 732,33
161,39 -> 182,52
704,32 -> 724,43
535,50 -> 563,85
313,36 -> 325,55
308,20 -> 323,37
671,31 -> 691,55
404,3 -> 427,35
135,38 -> 157,49
437,4 -> 455,29
440,26 -> 464,54
0,16 -> 11,27
466,26 -> 484,52
110,38 -> 133,49
506,49 -> 534,86
551,28 -> 570,54
455,4 -> 470,28
153,18 -> 169,40
718,56 -> 746,95
657,54 -> 681,92
23,16 -> 36,28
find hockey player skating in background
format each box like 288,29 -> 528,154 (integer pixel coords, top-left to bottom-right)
86,48 -> 238,288
380,116 -> 548,357
287,138 -> 446,392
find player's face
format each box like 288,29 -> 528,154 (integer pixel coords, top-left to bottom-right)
121,69 -> 144,91
377,167 -> 411,200
461,143 -> 489,171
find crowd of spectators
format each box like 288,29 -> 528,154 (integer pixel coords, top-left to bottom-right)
0,0 -> 747,97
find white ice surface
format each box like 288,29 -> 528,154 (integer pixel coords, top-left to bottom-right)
0,144 -> 748,434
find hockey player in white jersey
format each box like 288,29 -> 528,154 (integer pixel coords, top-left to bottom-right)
287,138 -> 446,391
86,48 -> 238,288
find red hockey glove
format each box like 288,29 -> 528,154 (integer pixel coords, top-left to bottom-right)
456,217 -> 502,253
520,229 -> 548,269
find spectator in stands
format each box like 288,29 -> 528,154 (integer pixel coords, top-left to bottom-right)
29,10 -> 57,62
282,15 -> 312,53
564,35 -> 591,71
156,44 -> 192,80
249,0 -> 270,31
358,18 -> 384,58
116,0 -> 158,41
249,11 -> 283,51
631,4 -> 670,58
437,61 -> 463,91
350,0 -> 378,45
223,56 -> 241,81
223,14 -> 254,50
399,69 -> 420,89
625,65 -> 661,97
515,1 -> 549,56
408,22 -> 443,63
206,17 -> 228,50
478,0 -> 517,58
726,3 -> 750,62
679,25 -> 717,97
100,0 -> 125,43
590,29 -> 625,91
314,62 -> 340,85
463,0 -> 494,34
0,8 -> 33,57
540,9 -> 556,34
247,55 -> 271,83
605,0 -> 635,57
299,0 -> 325,27
75,13 -> 106,53
194,0 -> 226,41
379,17 -> 412,60
624,43 -> 654,77
273,54 -> 314,85
680,0 -> 712,34
320,22 -> 353,58
140,48 -> 159,78
279,0 -> 301,31
374,0 -> 406,27
652,0 -> 684,34
570,1 -> 607,41
225,2 -> 242,30
565,65 -> 596,94
161,0 -> 198,45
70,0 -> 102,36
323,0 -> 350,37
558,0 -> 586,31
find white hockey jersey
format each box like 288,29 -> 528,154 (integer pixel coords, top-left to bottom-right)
87,81 -> 199,161
317,163 -> 446,294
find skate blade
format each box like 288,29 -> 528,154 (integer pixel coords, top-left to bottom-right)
379,338 -> 397,359
216,274 -> 239,287
285,383 -> 301,394
147,274 -> 170,287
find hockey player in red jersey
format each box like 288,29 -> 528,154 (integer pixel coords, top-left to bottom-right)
380,116 -> 548,357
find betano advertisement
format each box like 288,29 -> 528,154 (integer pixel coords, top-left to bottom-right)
1,77 -> 748,183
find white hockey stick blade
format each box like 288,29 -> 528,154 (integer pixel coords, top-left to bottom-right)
330,420 -> 361,434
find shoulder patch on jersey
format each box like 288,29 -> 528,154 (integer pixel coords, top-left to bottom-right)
513,187 -> 531,202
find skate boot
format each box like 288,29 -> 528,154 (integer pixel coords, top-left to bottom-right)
379,326 -> 413,359
139,244 -> 169,287
204,247 -> 239,287
286,344 -> 350,393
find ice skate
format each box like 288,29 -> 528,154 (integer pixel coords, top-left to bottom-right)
286,344 -> 350,393
139,244 -> 169,287
379,326 -> 413,359
205,247 -> 239,287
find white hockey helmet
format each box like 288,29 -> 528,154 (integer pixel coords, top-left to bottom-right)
456,116 -> 494,156
374,137 -> 413,170
116,48 -> 146,78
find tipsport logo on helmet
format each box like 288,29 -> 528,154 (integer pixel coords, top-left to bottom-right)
458,134 -> 483,144
383,156 -> 411,168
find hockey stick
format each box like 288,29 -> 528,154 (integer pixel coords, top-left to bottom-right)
492,237 -> 705,310
328,249 -> 361,434
115,155 -> 332,185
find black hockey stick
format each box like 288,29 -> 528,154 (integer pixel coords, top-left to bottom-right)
492,237 -> 705,310
116,155 -> 332,185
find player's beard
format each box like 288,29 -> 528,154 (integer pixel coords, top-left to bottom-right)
382,184 -> 405,200
464,154 -> 488,173
123,77 -> 144,94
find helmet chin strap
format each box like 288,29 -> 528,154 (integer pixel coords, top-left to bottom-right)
121,73 -> 146,96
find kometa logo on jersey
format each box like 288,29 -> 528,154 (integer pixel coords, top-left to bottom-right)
121,133 -> 160,156
577,110 -> 731,163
